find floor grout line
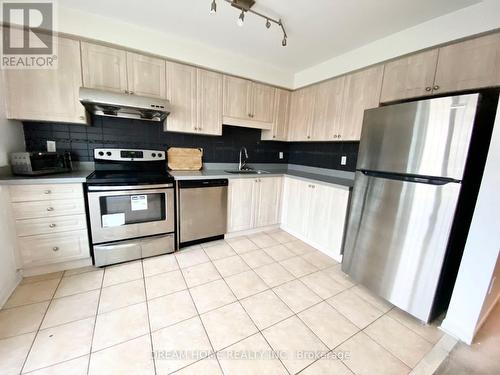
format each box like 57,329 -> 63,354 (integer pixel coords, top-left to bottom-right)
85,266 -> 105,375
140,260 -> 158,375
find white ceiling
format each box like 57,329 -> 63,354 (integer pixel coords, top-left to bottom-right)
59,0 -> 481,73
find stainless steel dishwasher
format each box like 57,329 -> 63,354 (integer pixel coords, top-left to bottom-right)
177,179 -> 228,248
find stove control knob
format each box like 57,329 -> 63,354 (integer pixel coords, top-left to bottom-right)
158,153 -> 163,158
98,151 -> 104,156
106,152 -> 112,156
152,153 -> 156,158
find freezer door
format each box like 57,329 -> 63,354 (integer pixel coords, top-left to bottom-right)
342,171 -> 461,322
357,94 -> 479,180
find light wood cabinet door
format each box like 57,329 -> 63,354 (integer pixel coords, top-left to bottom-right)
307,183 -> 349,260
126,52 -> 166,98
288,86 -> 317,141
255,177 -> 282,228
434,33 -> 500,94
81,42 -> 128,93
223,75 -> 252,120
4,37 -> 87,124
340,65 -> 383,141
252,82 -> 275,123
261,89 -> 290,141
312,77 -> 345,141
196,69 -> 223,135
281,177 -> 311,237
380,49 -> 439,103
227,178 -> 256,233
165,61 -> 197,133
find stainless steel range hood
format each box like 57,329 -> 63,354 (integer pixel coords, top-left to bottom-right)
79,87 -> 171,122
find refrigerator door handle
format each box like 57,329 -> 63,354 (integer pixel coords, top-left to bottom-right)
359,170 -> 460,185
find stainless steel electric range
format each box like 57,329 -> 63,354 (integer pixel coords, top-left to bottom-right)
85,148 -> 175,267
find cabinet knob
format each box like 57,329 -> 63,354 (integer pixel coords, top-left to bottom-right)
307,136 -> 311,139
129,91 -> 134,95
333,135 -> 338,139
433,85 -> 440,91
312,185 -> 315,189
44,190 -> 51,194
425,87 -> 432,92
124,90 -> 129,94
338,134 -> 342,139
273,135 -> 276,139
47,207 -> 54,212
52,246 -> 59,252
49,223 -> 56,228
79,116 -> 85,120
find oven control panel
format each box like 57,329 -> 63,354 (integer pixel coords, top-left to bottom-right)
94,149 -> 165,161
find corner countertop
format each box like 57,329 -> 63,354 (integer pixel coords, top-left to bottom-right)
0,170 -> 92,185
170,165 -> 355,188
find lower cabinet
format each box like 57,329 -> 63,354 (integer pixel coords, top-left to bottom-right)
281,176 -> 350,261
9,183 -> 90,269
227,177 -> 282,233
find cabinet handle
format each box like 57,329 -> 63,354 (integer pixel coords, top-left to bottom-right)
47,207 -> 54,212
52,246 -> 59,252
44,190 -> 51,194
49,223 -> 56,228
425,87 -> 432,92
79,116 -> 85,120
433,85 -> 440,91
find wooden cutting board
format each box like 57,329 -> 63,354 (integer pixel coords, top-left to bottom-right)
167,147 -> 203,171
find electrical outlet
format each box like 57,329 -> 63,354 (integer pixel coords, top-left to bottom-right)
341,155 -> 347,165
47,141 -> 56,152
279,152 -> 284,159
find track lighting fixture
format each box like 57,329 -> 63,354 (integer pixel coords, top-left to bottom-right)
237,10 -> 245,27
209,0 -> 288,47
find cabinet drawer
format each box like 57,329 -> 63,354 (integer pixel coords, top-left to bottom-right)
18,230 -> 90,267
12,199 -> 85,220
16,214 -> 87,237
10,184 -> 83,202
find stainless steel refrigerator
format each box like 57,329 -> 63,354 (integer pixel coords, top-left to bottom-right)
342,93 -> 498,323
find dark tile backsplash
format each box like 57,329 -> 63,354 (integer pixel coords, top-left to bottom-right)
23,117 -> 359,171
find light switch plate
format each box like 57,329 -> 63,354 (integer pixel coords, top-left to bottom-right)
279,152 -> 284,159
47,141 -> 56,152
341,155 -> 347,165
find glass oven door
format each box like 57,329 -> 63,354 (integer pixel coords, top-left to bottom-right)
87,184 -> 174,244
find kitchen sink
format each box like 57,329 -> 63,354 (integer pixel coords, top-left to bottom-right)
224,169 -> 270,174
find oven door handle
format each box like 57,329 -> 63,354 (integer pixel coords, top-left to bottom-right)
87,184 -> 173,191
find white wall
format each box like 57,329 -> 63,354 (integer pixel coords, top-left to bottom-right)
0,71 -> 25,306
294,0 -> 500,88
441,102 -> 500,344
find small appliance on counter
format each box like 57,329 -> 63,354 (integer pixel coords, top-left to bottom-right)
10,151 -> 73,176
85,148 -> 176,267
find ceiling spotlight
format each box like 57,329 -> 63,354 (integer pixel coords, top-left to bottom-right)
237,10 -> 245,26
282,37 -> 287,47
210,0 -> 217,14
265,19 -> 271,28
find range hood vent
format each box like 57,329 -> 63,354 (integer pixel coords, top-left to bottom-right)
79,87 -> 171,122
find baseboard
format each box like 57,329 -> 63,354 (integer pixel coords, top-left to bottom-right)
22,257 -> 93,277
225,224 -> 280,239
280,225 -> 343,263
0,273 -> 22,308
475,293 -> 500,335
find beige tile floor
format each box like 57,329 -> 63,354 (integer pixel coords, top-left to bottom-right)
0,229 -> 447,375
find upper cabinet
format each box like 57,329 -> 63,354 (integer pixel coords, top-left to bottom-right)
312,77 -> 345,141
4,37 -> 87,124
339,65 -> 384,141
81,42 -> 166,99
261,88 -> 290,141
381,33 -> 500,103
223,75 -> 276,129
81,43 -> 128,93
380,50 -> 439,103
288,85 -> 317,141
434,33 -> 500,94
126,52 -> 166,98
164,61 -> 222,136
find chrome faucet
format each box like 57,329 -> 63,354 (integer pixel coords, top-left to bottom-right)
239,147 -> 249,171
